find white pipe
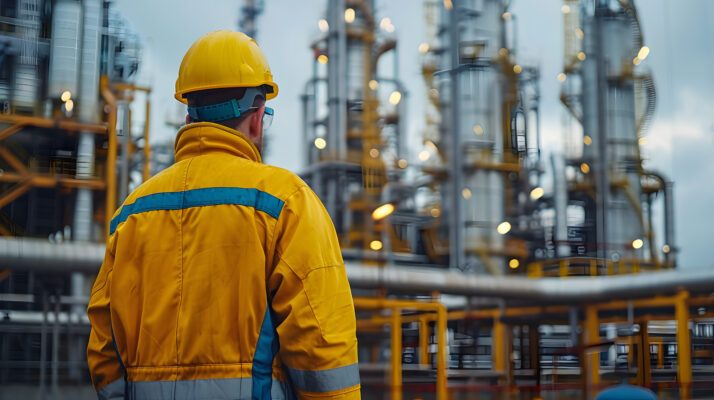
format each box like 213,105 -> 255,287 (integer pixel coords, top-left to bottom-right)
2,237 -> 711,303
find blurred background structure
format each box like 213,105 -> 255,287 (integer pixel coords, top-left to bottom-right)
1,0 -> 713,399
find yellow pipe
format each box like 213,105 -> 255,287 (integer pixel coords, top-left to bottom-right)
419,315 -> 430,367
559,259 -> 568,277
435,303 -> 447,400
492,318 -> 506,373
590,258 -> 598,276
391,309 -> 402,400
101,75 -> 118,239
676,290 -> 692,399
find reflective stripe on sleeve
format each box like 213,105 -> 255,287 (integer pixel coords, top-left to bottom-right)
285,363 -> 360,393
96,378 -> 125,400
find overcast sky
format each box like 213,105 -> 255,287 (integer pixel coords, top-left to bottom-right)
113,0 -> 714,270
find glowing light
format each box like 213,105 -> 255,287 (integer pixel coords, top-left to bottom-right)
497,221 -> 511,235
557,73 -> 567,82
509,259 -> 520,269
462,188 -> 472,199
64,99 -> 74,112
443,0 -> 453,10
530,187 -> 544,200
318,19 -> 329,32
513,64 -> 522,74
369,148 -> 380,158
499,48 -> 509,57
638,137 -> 648,145
638,46 -> 650,61
584,135 -> 592,146
372,203 -> 395,221
663,244 -> 671,254
369,240 -> 383,251
380,17 -> 391,29
385,23 -> 395,33
424,140 -> 438,153
314,137 -> 327,149
389,91 -> 402,105
633,57 -> 641,66
430,207 -> 441,218
502,12 -> 511,20
317,55 -> 328,64
369,79 -> 379,90
580,163 -> 590,174
397,159 -> 408,169
577,51 -> 586,61
418,150 -> 430,161
632,238 -> 644,249
561,5 -> 570,14
575,28 -> 584,39
345,8 -> 355,23
60,91 -> 71,102
418,42 -> 430,54
473,124 -> 484,135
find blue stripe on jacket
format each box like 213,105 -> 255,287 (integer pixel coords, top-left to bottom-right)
109,187 -> 285,235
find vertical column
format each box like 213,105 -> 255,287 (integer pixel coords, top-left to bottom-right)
641,321 -> 652,388
391,309 -> 402,400
436,305 -> 447,400
447,3 -> 464,270
493,316 -> 511,387
529,324 -> 541,398
584,306 -> 600,398
676,291 -> 692,400
419,315 -> 430,367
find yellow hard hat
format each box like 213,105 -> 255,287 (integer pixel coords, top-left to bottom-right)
174,30 -> 278,104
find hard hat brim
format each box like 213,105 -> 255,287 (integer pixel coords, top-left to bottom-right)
174,81 -> 279,104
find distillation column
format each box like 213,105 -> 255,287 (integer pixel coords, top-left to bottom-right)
580,0 -> 644,260
437,0 -> 508,273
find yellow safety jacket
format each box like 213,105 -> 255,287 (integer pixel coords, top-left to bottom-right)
87,122 -> 360,399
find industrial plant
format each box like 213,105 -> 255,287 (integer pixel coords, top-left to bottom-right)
0,0 -> 712,399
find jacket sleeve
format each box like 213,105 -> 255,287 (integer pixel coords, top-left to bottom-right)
86,234 -> 125,400
269,185 -> 360,399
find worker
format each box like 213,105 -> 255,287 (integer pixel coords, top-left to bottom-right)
86,30 -> 360,399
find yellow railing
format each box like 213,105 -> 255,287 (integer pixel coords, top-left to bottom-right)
526,257 -> 675,278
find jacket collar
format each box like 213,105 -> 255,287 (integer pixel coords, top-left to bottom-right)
174,122 -> 262,163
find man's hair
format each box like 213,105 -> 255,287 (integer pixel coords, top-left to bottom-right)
186,87 -> 266,128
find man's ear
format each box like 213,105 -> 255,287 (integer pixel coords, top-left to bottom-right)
248,105 -> 265,138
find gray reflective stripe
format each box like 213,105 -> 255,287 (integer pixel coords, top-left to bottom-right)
285,363 -> 360,393
97,378 -> 125,400
126,377 -> 289,400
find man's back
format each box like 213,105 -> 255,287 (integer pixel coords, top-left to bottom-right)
87,123 -> 360,399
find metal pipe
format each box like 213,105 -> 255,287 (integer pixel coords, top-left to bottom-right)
3,237 -> 714,301
39,293 -> 48,400
664,180 -> 675,264
117,100 -> 131,203
345,262 -> 714,302
101,76 -> 118,239
143,98 -> 151,182
51,296 -> 59,397
448,3 -> 464,270
0,237 -> 105,272
551,154 -> 570,257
